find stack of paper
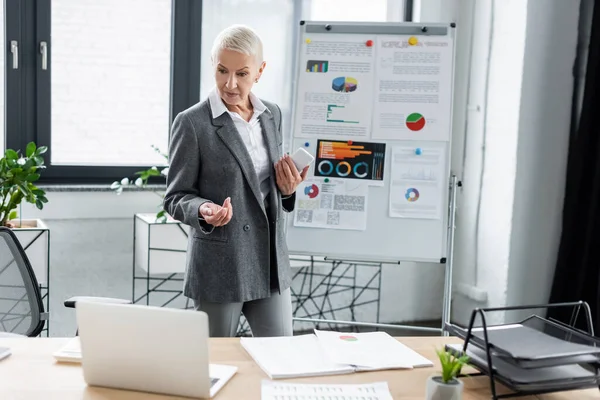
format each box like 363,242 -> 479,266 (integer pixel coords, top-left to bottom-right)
261,380 -> 394,400
241,329 -> 432,379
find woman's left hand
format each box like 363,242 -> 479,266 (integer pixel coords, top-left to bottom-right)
275,154 -> 309,196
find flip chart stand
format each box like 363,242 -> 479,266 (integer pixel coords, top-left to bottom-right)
291,175 -> 460,335
445,301 -> 600,399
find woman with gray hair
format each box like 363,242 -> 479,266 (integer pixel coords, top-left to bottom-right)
164,24 -> 308,337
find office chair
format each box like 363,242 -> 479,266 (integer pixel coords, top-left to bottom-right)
0,226 -> 47,337
0,226 -> 131,338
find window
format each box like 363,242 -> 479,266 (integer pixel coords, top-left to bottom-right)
307,0 -> 390,22
49,0 -> 172,167
4,0 -> 201,184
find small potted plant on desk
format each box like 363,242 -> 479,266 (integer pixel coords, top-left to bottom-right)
425,347 -> 470,400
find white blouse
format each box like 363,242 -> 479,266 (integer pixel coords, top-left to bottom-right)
208,88 -> 272,202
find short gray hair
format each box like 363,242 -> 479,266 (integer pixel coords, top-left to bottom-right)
211,24 -> 263,65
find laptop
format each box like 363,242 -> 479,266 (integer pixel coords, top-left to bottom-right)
56,301 -> 237,398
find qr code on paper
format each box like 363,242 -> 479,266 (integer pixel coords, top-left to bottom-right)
326,212 -> 340,225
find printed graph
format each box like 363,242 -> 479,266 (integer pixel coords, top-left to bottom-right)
406,112 -> 426,131
326,104 -> 359,124
332,76 -> 358,93
405,188 -> 420,202
303,183 -> 319,199
306,60 -> 329,73
318,141 -> 372,160
315,140 -> 386,182
399,167 -> 436,181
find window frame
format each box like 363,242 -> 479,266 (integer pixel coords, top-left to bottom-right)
4,0 -> 202,184
4,0 -> 21,154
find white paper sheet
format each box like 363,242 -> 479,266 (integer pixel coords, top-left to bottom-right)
261,380 -> 394,400
240,335 -> 355,379
314,330 -> 433,370
389,145 -> 446,219
294,33 -> 376,138
373,35 -> 453,141
294,178 -> 368,231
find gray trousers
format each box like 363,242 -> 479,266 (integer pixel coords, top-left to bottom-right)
193,288 -> 293,337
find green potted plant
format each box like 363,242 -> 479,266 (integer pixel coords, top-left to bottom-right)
0,142 -> 48,227
425,347 -> 469,400
110,145 -> 169,223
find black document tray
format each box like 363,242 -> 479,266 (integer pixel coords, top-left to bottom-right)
445,343 -> 600,393
444,301 -> 600,399
446,315 -> 600,369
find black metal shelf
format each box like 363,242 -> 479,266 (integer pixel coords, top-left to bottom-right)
445,301 -> 600,399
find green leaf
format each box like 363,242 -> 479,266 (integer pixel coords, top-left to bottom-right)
8,210 -> 17,220
26,173 -> 40,182
435,347 -> 469,383
156,210 -> 167,223
26,142 -> 36,157
34,156 -> 44,165
5,149 -> 18,160
35,199 -> 44,210
36,146 -> 48,155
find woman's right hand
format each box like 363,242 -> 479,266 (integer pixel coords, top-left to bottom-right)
199,197 -> 233,227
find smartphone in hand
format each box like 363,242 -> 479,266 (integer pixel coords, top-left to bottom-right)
290,148 -> 315,171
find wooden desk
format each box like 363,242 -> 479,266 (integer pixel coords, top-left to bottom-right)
1,337 -> 598,399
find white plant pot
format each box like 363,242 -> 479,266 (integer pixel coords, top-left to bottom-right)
8,218 -> 50,286
425,376 -> 463,400
134,213 -> 189,275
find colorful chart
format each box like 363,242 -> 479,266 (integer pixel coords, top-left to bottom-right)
304,184 -> 319,199
405,188 -> 420,202
332,77 -> 358,93
306,60 -> 329,73
315,140 -> 386,182
339,335 -> 358,342
406,113 -> 426,131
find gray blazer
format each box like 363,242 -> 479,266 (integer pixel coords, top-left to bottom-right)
163,97 -> 295,303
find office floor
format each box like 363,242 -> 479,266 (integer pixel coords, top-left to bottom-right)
44,218 -> 441,338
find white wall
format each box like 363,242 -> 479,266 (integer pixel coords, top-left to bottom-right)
505,0 -> 578,317
452,0 -> 578,326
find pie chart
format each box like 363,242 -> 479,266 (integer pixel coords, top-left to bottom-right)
304,184 -> 319,199
405,188 -> 420,202
332,77 -> 358,93
406,112 -> 426,131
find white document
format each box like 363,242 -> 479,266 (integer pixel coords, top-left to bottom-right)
240,335 -> 355,379
294,33 -> 376,138
294,178 -> 368,231
261,380 -> 394,400
373,35 -> 453,141
53,336 -> 83,363
314,330 -> 433,370
389,145 -> 446,219
0,346 -> 11,361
